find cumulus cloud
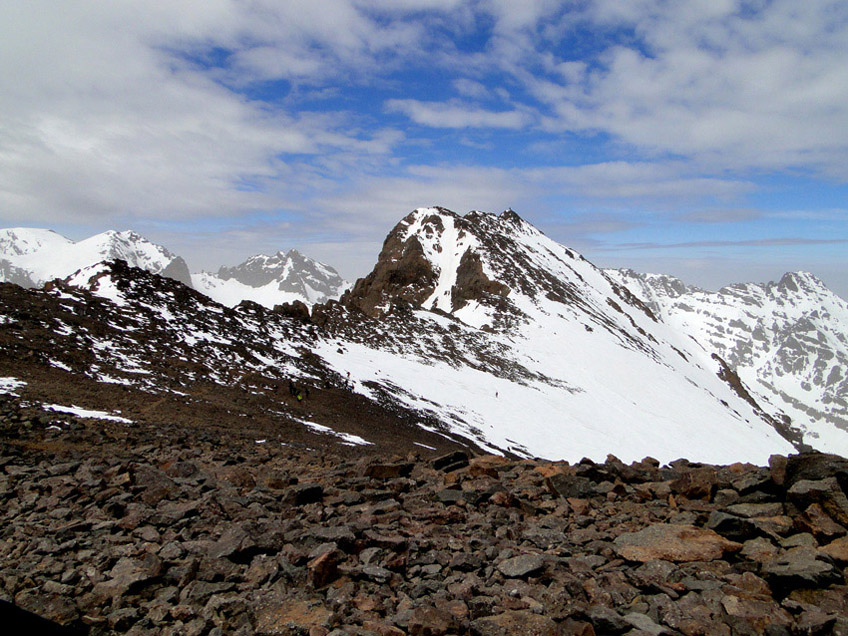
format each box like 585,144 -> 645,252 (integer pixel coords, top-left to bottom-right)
529,0 -> 848,174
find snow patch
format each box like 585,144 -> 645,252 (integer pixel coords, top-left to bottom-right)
43,403 -> 133,423
298,419 -> 373,446
0,377 -> 25,396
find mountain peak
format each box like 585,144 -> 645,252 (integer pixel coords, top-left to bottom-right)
202,247 -> 347,308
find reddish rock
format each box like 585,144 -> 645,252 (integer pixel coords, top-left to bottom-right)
254,599 -> 332,635
820,536 -> 848,563
769,454 -> 788,487
470,610 -> 560,636
307,550 -> 339,588
362,621 -> 405,636
670,467 -> 717,501
797,502 -> 848,540
613,524 -> 742,562
408,606 -> 455,636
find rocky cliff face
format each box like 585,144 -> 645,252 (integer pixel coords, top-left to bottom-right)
344,208 -> 509,319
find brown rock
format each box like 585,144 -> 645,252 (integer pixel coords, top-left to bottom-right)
740,537 -> 779,562
408,606 -> 455,636
132,465 -> 176,505
471,610 -> 560,636
820,536 -> 848,563
307,550 -> 339,588
92,553 -> 163,599
749,515 -> 795,537
365,462 -> 414,479
719,594 -> 792,633
787,477 -> 848,527
797,502 -> 848,540
561,619 -> 596,635
613,524 -> 742,562
670,468 -> 717,500
254,599 -> 332,635
362,620 -> 405,636
768,454 -> 788,487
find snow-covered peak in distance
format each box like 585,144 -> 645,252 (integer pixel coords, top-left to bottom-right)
0,227 -> 73,257
0,227 -> 192,289
607,268 -> 848,456
192,248 -> 349,309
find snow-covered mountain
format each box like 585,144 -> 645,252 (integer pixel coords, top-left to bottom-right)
192,249 -> 348,308
0,227 -> 349,309
309,206 -> 802,463
608,268 -> 848,456
3,208 -> 844,464
0,227 -> 192,288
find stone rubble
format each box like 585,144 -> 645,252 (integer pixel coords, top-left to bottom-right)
2,397 -> 848,634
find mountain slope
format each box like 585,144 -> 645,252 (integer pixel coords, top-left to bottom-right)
0,259 -> 474,456
192,249 -> 348,308
0,227 -> 192,288
4,209 -> 840,464
322,207 -> 799,463
608,268 -> 848,456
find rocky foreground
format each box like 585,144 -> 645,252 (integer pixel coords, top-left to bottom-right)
3,396 -> 848,635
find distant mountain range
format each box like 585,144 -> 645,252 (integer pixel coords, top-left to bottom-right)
0,227 -> 192,289
1,211 -> 846,462
0,228 -> 348,308
607,268 -> 848,454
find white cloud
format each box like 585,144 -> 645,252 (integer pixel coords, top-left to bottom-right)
528,0 -> 848,174
0,1 -> 411,225
385,99 -> 532,129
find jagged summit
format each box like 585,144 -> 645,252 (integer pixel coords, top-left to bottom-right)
344,206 -> 607,328
324,206 -> 804,463
195,248 -> 348,308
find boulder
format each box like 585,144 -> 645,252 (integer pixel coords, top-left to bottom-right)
613,524 -> 742,562
763,547 -> 844,593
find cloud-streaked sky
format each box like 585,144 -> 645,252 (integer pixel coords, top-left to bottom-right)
2,1 -> 847,297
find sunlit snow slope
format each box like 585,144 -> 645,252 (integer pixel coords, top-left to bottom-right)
321,207 -> 798,464
609,268 -> 848,457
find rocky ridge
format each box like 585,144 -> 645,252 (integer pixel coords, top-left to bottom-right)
3,393 -> 848,635
0,227 -> 348,310
216,250 -> 347,303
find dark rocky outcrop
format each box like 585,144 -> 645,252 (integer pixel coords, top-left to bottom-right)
159,256 -> 193,289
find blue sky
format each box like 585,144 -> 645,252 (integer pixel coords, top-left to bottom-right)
1,1 -> 847,297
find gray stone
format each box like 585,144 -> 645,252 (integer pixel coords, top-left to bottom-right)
763,547 -> 844,593
360,565 -> 393,583
496,553 -> 545,578
623,612 -> 675,635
